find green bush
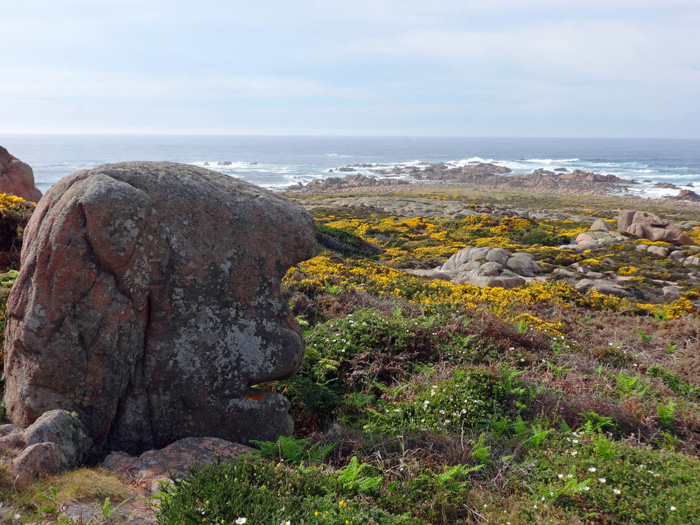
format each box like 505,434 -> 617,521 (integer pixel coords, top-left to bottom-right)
156,458 -> 418,525
365,367 -> 530,434
517,431 -> 700,523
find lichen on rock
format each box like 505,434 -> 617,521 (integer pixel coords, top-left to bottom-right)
3,161 -> 317,459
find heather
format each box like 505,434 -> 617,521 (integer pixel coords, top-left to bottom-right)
1,188 -> 700,523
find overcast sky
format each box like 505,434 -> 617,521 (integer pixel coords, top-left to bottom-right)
2,0 -> 699,137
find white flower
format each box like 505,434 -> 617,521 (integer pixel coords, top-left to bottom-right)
567,474 -> 573,479
599,478 -> 606,483
236,519 -> 247,525
583,486 -> 590,491
670,506 -> 677,511
571,451 -> 578,456
533,504 -> 537,509
613,489 -> 621,495
14,515 -> 21,521
588,467 -> 596,472
280,521 -> 291,525
558,473 -> 564,478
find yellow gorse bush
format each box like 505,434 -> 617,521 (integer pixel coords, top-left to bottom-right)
0,193 -> 27,209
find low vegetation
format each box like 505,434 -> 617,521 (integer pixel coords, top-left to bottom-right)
0,190 -> 699,523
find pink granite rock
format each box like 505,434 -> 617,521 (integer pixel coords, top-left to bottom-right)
4,162 -> 316,457
0,146 -> 42,202
617,210 -> 695,246
11,442 -> 61,489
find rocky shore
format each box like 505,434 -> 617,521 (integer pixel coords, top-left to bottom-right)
296,161 -> 700,202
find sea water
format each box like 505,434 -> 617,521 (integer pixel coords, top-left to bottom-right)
1,135 -> 699,198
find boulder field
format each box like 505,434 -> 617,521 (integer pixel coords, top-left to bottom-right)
3,162 -> 316,466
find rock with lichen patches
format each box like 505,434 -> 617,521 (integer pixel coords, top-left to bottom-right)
3,161 -> 317,458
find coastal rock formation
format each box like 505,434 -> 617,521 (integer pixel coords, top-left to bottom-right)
674,189 -> 700,202
618,210 -> 694,246
0,146 -> 42,202
408,246 -> 543,288
4,161 -> 316,459
301,173 -> 410,192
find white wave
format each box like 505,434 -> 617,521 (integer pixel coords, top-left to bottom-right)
456,157 -> 496,164
325,153 -> 351,158
524,158 -> 580,164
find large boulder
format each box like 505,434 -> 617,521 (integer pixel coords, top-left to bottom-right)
4,162 -> 316,458
617,210 -> 694,246
0,146 -> 42,202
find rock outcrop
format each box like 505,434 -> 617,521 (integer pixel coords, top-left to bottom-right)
618,210 -> 694,246
4,162 -> 316,460
674,189 -> 700,202
0,146 -> 42,202
300,173 -> 409,192
408,246 -> 543,288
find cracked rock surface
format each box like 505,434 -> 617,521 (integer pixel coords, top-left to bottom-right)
3,162 -> 316,458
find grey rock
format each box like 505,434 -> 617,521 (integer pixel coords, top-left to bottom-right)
647,245 -> 669,257
590,219 -> 614,232
24,410 -> 92,471
485,248 -> 510,266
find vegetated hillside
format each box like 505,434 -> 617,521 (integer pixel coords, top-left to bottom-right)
2,191 -> 700,524
156,193 -> 700,524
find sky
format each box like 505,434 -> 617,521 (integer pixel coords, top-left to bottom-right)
1,0 -> 699,138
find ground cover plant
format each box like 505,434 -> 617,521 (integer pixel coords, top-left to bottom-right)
153,194 -> 700,524
1,191 -> 699,523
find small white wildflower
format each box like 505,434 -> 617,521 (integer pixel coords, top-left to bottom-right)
613,489 -> 621,495
557,473 -> 564,479
236,519 -> 247,525
14,515 -> 21,521
571,451 -> 578,456
567,474 -> 573,479
533,504 -> 537,509
670,506 -> 677,511
599,478 -> 606,483
583,486 -> 590,491
588,467 -> 597,472
572,439 -> 579,443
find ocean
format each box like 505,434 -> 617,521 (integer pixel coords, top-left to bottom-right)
1,135 -> 699,198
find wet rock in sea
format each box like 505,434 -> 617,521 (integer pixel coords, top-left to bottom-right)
4,161 -> 317,459
674,189 -> 700,202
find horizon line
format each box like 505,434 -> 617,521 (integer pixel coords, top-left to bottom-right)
1,132 -> 699,141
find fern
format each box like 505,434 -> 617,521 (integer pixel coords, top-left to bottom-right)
470,433 -> 491,465
250,436 -> 337,465
523,423 -> 553,448
336,456 -> 384,495
435,463 -> 485,488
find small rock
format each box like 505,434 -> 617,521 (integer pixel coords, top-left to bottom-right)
102,437 -> 253,495
647,245 -> 669,257
684,256 -> 700,267
590,219 -> 613,232
11,442 -> 61,490
24,410 -> 92,471
662,286 -> 681,300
